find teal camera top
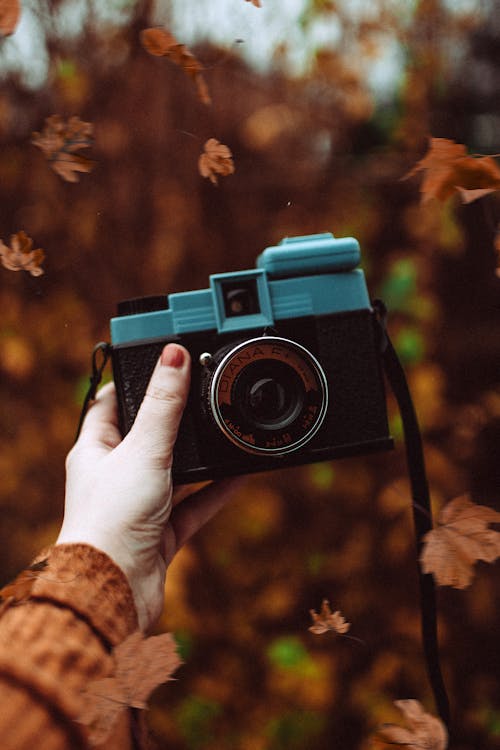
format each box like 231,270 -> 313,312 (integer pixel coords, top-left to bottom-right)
111,233 -> 371,345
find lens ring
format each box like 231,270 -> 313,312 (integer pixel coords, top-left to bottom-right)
209,336 -> 328,455
238,360 -> 305,429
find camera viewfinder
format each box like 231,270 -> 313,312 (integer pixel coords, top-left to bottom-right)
222,279 -> 260,317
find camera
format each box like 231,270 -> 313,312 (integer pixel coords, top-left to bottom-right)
111,233 -> 393,483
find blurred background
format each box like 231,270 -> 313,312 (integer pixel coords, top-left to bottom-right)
0,1 -> 499,748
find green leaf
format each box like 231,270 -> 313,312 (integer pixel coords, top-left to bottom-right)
175,695 -> 222,750
173,630 -> 194,661
394,327 -> 425,364
57,59 -> 77,80
265,710 -> 326,749
308,462 -> 336,490
267,636 -> 309,669
379,258 -> 418,312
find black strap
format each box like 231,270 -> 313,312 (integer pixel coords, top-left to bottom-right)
373,300 -> 450,730
74,342 -> 111,443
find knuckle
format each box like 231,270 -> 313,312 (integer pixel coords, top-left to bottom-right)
65,446 -> 78,471
144,386 -> 185,414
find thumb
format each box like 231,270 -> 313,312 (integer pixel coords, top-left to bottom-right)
125,343 -> 191,467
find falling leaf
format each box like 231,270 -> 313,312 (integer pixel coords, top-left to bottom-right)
456,187 -> 499,204
80,630 -> 182,745
374,699 -> 448,749
0,559 -> 48,613
32,115 -> 95,183
140,27 -> 211,105
198,138 -> 235,185
309,599 -> 350,635
420,495 -> 500,588
245,0 -> 262,6
0,0 -> 20,36
0,231 -> 45,276
404,137 -> 500,204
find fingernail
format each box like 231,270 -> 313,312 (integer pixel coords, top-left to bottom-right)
161,344 -> 185,368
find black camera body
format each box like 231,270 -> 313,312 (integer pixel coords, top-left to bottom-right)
111,233 -> 393,483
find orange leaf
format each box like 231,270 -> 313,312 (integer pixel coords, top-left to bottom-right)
245,0 -> 262,6
375,699 -> 448,749
309,599 -> 350,635
420,495 -> 500,588
456,186 -> 498,204
198,138 -> 235,185
0,559 -> 48,613
32,115 -> 95,183
80,631 -> 182,745
50,152 -> 94,183
0,0 -> 20,36
405,137 -> 500,204
140,27 -> 211,105
0,231 -> 45,276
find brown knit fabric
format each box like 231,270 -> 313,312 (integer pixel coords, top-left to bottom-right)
0,680 -> 78,750
29,544 -> 138,646
0,544 -> 140,749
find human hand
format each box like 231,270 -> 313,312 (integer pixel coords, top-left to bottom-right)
57,343 -> 239,631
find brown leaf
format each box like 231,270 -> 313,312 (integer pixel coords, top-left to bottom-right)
0,0 -> 20,36
404,137 -> 500,204
0,231 -> 45,276
420,495 -> 500,588
245,0 -> 262,6
50,152 -> 94,183
81,631 -> 182,744
309,599 -> 350,635
140,28 -> 211,105
198,138 -> 235,185
32,115 -> 95,183
0,559 -> 48,613
456,186 -> 498,204
375,699 -> 448,749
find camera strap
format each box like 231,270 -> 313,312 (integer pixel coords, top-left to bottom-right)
373,300 -> 450,731
74,341 -> 112,443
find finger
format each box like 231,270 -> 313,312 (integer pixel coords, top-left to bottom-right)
77,382 -> 122,450
126,344 -> 191,468
166,477 -> 242,552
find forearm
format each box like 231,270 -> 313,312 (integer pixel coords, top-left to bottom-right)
0,544 -> 138,749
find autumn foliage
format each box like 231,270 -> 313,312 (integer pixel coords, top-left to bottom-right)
420,495 -> 500,588
374,699 -> 448,750
406,137 -> 500,204
309,600 -> 350,636
198,138 -> 235,185
0,231 -> 45,276
31,114 -> 95,183
0,1 -> 499,749
81,631 -> 182,744
140,27 -> 212,106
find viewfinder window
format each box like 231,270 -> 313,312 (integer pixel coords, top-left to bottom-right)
222,279 -> 260,317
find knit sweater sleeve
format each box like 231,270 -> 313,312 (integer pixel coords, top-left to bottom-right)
0,544 -> 139,750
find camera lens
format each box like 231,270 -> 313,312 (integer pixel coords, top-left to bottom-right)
238,360 -> 304,430
207,336 -> 328,455
249,378 -> 287,420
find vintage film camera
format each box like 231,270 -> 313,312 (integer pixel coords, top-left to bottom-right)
111,233 -> 394,484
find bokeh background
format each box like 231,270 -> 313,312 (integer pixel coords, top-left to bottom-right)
0,1 -> 499,748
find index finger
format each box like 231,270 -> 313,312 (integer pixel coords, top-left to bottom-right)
77,382 -> 122,450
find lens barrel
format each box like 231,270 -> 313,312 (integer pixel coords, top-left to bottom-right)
206,336 -> 328,455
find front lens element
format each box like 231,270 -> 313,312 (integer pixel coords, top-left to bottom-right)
210,337 -> 328,455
